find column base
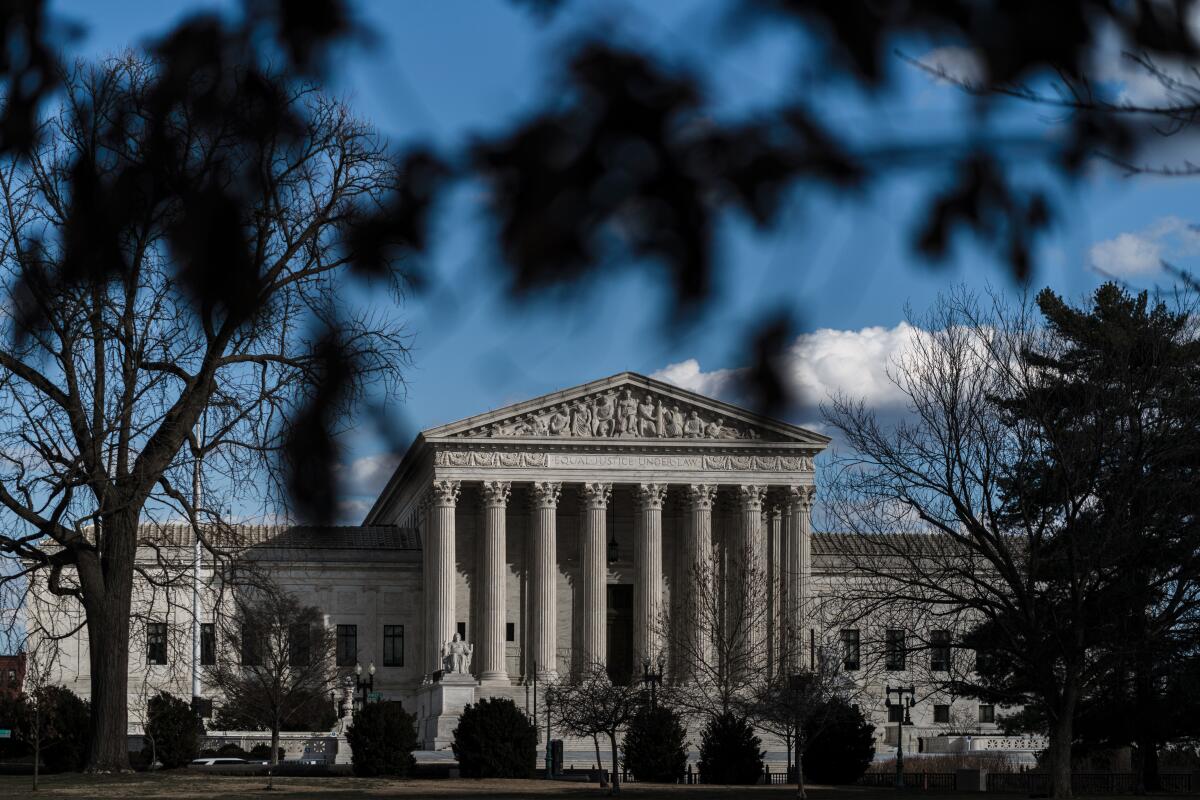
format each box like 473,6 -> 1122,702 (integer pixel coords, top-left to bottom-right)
479,670 -> 510,686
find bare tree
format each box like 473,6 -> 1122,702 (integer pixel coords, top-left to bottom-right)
549,662 -> 645,796
0,53 -> 407,770
821,287 -> 1141,798
660,545 -> 774,723
203,583 -> 338,787
750,650 -> 850,799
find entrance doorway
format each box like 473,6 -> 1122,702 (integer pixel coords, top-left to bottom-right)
606,584 -> 633,685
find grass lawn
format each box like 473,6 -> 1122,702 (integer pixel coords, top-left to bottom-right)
0,773 -> 1186,800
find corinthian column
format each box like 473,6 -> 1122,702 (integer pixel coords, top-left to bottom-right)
786,484 -> 816,671
580,483 -> 611,670
426,480 -> 460,674
634,483 -> 668,668
767,500 -> 783,680
531,482 -> 561,680
733,484 -> 766,676
479,481 -> 511,683
680,484 -> 716,682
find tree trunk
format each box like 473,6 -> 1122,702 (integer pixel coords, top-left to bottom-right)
796,725 -> 806,800
84,567 -> 134,773
592,734 -> 606,786
32,703 -> 40,791
1048,707 -> 1075,799
608,732 -> 621,796
1133,635 -> 1160,794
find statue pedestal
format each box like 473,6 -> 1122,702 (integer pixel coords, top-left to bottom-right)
416,673 -> 479,750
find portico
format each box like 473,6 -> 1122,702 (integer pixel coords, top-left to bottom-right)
363,372 -> 827,690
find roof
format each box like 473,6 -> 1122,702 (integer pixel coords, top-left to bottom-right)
138,524 -> 420,551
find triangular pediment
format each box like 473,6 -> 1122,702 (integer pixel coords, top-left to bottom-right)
423,372 -> 829,447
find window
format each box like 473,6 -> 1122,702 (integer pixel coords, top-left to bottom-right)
840,629 -> 860,671
289,624 -> 311,667
457,621 -> 466,639
888,704 -> 903,723
241,623 -> 263,666
931,630 -> 951,672
979,704 -> 995,724
885,629 -> 906,671
383,625 -> 404,667
506,623 -> 515,643
146,622 -> 167,665
200,623 -> 215,666
336,624 -> 357,667
934,704 -> 950,724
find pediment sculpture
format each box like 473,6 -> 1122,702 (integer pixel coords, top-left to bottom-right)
454,388 -> 765,441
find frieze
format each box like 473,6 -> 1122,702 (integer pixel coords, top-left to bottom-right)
452,387 -> 768,441
433,449 -> 812,472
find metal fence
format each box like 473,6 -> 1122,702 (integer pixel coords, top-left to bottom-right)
987,771 -> 1199,794
859,772 -> 956,789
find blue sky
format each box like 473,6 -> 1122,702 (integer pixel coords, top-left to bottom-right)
51,0 -> 1200,521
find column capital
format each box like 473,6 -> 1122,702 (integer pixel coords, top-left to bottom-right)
735,484 -> 766,512
430,480 -> 461,507
481,480 -> 511,508
786,484 -> 816,512
684,484 -> 717,510
582,482 -> 612,510
634,483 -> 668,511
531,481 -> 562,509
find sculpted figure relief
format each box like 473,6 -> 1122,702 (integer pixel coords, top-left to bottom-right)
666,405 -> 684,437
637,394 -> 658,437
593,392 -> 616,437
547,405 -> 570,436
616,389 -> 638,436
441,632 -> 473,675
571,402 -> 592,437
459,388 -> 773,440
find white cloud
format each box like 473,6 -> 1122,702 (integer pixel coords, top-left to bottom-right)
340,452 -> 401,494
1088,216 -> 1200,277
653,322 -> 923,412
918,46 -> 984,85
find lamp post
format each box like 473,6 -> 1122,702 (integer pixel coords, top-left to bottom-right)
354,661 -> 376,709
641,654 -> 665,708
885,685 -> 915,790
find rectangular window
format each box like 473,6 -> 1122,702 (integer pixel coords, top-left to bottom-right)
336,624 -> 357,667
457,621 -> 466,639
930,630 -> 951,672
241,623 -> 263,666
840,629 -> 860,671
146,622 -> 167,665
288,624 -> 311,667
979,704 -> 995,724
383,625 -> 404,667
200,623 -> 216,666
934,704 -> 950,724
885,629 -> 906,671
506,623 -> 515,643
888,704 -> 903,723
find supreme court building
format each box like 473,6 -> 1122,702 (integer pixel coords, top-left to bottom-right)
29,371 -> 1012,756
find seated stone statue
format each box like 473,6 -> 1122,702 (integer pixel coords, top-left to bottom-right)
441,632 -> 474,675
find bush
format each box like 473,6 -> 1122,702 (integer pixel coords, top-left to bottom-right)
624,705 -> 688,783
248,743 -> 286,762
28,686 -> 90,772
346,702 -> 418,777
214,742 -> 249,758
802,697 -> 875,784
144,691 -> 204,768
698,712 -> 763,785
452,697 -> 536,779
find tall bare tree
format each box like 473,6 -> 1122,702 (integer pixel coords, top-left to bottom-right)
204,583 -> 339,783
822,286 -> 1200,798
0,54 -> 407,770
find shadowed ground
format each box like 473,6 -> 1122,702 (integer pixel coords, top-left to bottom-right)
0,773 -> 1180,800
